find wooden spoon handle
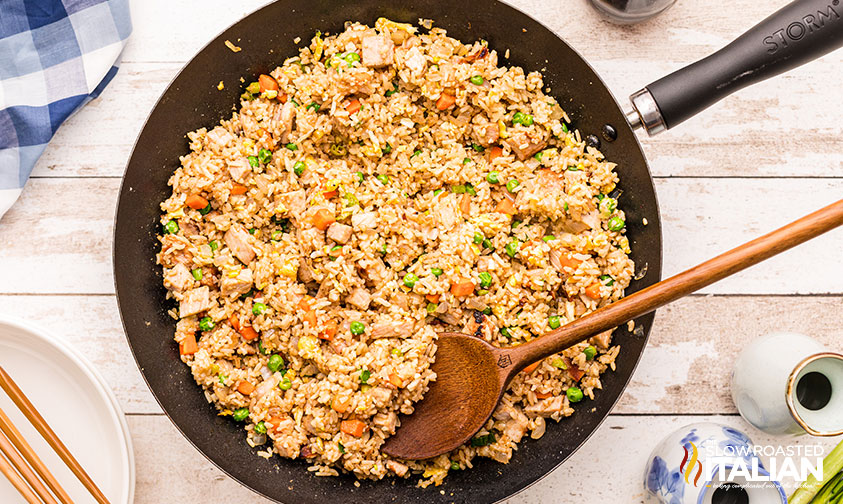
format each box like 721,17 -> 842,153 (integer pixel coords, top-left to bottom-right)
507,199 -> 843,370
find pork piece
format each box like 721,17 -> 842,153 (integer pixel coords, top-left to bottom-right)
431,194 -> 460,231
503,410 -> 529,443
179,286 -> 212,318
505,130 -> 547,160
278,189 -> 306,217
371,319 -> 414,339
372,411 -> 397,433
274,101 -> 296,143
163,263 -> 194,293
402,46 -> 426,75
297,257 -> 317,285
361,35 -> 395,67
367,386 -> 393,407
206,127 -> 234,149
351,211 -> 377,230
220,268 -> 253,297
158,234 -> 193,268
326,222 -> 352,244
224,225 -> 256,265
358,257 -> 390,288
386,459 -> 408,477
590,329 -> 613,350
228,158 -> 252,183
524,396 -> 565,417
346,288 -> 371,310
473,120 -> 499,147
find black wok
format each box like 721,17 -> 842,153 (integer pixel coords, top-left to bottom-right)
113,0 -> 843,502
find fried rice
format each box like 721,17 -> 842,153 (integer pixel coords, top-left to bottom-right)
156,18 -> 634,486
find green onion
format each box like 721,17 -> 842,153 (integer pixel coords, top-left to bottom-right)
451,461 -> 461,470
218,374 -> 227,385
239,289 -> 254,301
163,220 -> 179,234
542,235 -> 555,242
199,316 -> 215,332
257,341 -> 269,355
285,143 -> 298,151
533,151 -> 543,162
566,386 -> 584,403
431,267 -> 443,277
271,230 -> 283,241
391,348 -> 403,357
199,202 -> 212,215
248,228 -> 256,235
473,232 -> 484,244
209,240 -> 219,251
354,171 -> 364,183
548,315 -> 561,329
478,272 -> 493,289
463,157 -> 471,164
403,272 -> 419,288
278,377 -> 292,390
506,179 -> 520,193
258,148 -> 272,164
471,434 -> 495,447
482,307 -> 492,315
511,220 -> 521,229
252,302 -> 267,316
599,274 -> 615,286
376,174 -> 389,185
505,239 -> 520,258
470,75 -> 484,85
385,85 -> 398,97
465,183 -> 477,196
482,238 -> 492,249
551,357 -> 567,369
267,354 -> 285,372
343,52 -> 360,66
562,122 -> 569,133
343,193 -> 359,207
567,164 -> 580,172
254,421 -> 267,434
584,346 -> 597,361
191,268 -> 203,281
306,101 -> 320,112
500,327 -> 512,338
233,408 -> 250,421
451,184 -> 466,194
247,155 -> 259,168
433,188 -> 443,196
379,244 -> 388,255
359,369 -> 371,383
472,143 -> 484,152
293,161 -> 306,176
426,303 -> 437,314
382,143 -> 392,154
411,149 -> 422,158
246,82 -> 261,94
486,171 -> 500,184
350,321 -> 365,336
512,111 -> 534,126
563,201 -> 569,212
338,442 -> 346,454
607,216 -> 625,231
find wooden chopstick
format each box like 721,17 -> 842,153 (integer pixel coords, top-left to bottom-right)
0,405 -> 72,503
0,446 -> 41,504
0,366 -> 110,504
0,427 -> 59,504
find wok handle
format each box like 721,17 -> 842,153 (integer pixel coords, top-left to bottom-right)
627,0 -> 843,135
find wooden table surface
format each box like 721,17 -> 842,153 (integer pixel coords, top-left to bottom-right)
1,0 -> 841,501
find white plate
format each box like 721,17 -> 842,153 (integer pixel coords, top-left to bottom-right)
0,316 -> 135,504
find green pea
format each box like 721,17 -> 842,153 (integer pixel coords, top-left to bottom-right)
607,216 -> 625,232
267,354 -> 285,372
247,156 -> 259,168
599,274 -> 615,286
473,232 -> 484,245
403,272 -> 419,288
584,346 -> 597,361
500,327 -> 512,339
293,161 -> 306,176
359,369 -> 371,383
463,157 -> 471,164
199,202 -> 212,215
534,151 -> 543,162
472,143 -> 484,152
382,143 -> 392,154
252,302 -> 267,316
278,377 -> 292,390
548,315 -> 561,329
246,82 -> 261,94
306,101 -> 320,112
376,174 -> 389,185
391,348 -> 403,357
209,240 -> 219,251
470,75 -> 484,85
191,268 -> 203,281
254,421 -> 267,434
486,171 -> 500,184
163,220 -> 179,234
566,386 -> 584,403
478,272 -> 492,289
542,235 -> 555,242
350,321 -> 365,335
354,171 -> 364,183
426,302 -> 438,314
431,267 -> 443,277
258,149 -> 272,164
285,143 -> 298,151
199,316 -> 215,332
505,239 -> 520,258
506,179 -> 520,193
233,408 -> 250,421
248,228 -> 256,235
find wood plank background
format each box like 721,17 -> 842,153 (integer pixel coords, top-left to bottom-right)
1,0 -> 841,502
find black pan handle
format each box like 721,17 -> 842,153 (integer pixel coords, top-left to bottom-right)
627,0 -> 843,135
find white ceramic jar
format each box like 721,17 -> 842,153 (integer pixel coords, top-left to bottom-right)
731,332 -> 843,437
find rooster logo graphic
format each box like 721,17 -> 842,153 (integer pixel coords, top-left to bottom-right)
679,442 -> 703,487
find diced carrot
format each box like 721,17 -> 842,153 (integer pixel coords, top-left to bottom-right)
585,282 -> 602,300
259,74 -> 279,92
303,310 -> 317,327
564,357 -> 585,381
495,198 -> 516,215
332,395 -> 351,413
340,419 -> 367,437
435,93 -> 456,110
323,189 -> 339,199
311,209 -> 335,231
388,372 -> 403,388
345,98 -> 361,115
267,417 -> 283,431
557,251 -> 582,270
239,326 -> 259,341
228,313 -> 241,332
236,381 -> 255,395
185,194 -> 209,210
319,320 -> 338,340
523,361 -> 541,374
488,146 -> 503,162
297,296 -> 313,311
277,92 -> 288,103
231,184 -> 248,195
459,193 -> 471,214
425,294 -> 440,303
535,391 -> 553,399
179,335 -> 198,355
450,279 -> 475,297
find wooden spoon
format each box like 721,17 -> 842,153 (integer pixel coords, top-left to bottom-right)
382,199 -> 843,460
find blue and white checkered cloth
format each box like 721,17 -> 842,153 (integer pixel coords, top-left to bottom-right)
0,0 -> 131,218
